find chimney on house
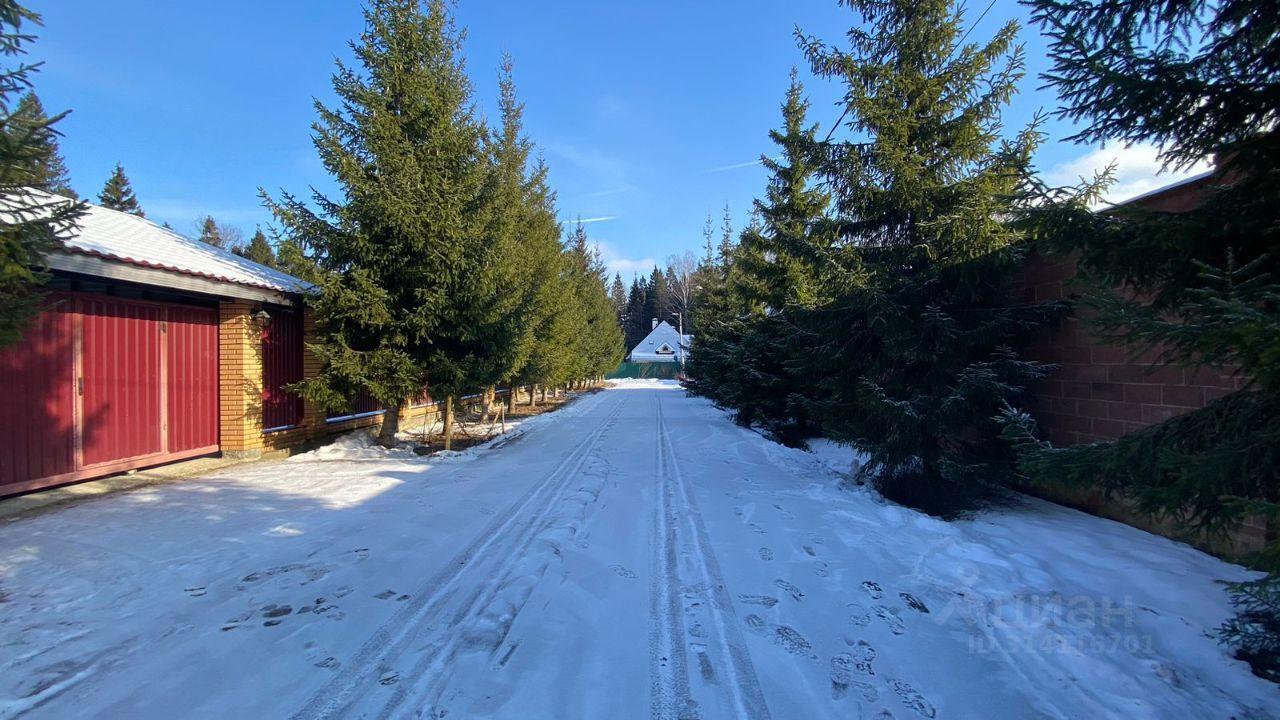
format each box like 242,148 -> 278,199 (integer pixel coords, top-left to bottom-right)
652,318 -> 658,330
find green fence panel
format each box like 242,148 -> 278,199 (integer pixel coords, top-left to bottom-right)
607,361 -> 683,379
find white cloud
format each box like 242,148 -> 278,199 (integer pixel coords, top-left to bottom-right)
594,240 -> 656,280
1045,143 -> 1212,206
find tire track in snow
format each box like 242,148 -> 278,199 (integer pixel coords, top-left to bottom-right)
650,394 -> 772,720
291,391 -> 625,720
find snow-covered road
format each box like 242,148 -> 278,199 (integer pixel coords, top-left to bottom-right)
1,383 -> 1275,719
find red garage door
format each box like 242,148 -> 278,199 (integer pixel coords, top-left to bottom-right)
0,292 -> 219,496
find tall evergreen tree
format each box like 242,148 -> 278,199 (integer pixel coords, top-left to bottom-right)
512,158 -> 576,395
624,275 -> 648,350
609,272 -> 627,328
734,69 -> 833,312
233,227 -> 277,268
463,54 -> 537,407
265,0 -> 487,446
4,92 -> 74,197
98,162 -> 142,216
643,265 -> 672,330
689,69 -> 834,444
718,202 -> 735,264
564,222 -> 624,380
788,0 -> 1060,512
0,0 -> 82,348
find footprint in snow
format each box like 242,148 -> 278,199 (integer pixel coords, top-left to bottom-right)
379,670 -> 400,686
184,586 -> 206,598
758,547 -> 774,561
830,653 -> 854,699
850,639 -> 876,675
874,606 -> 906,635
814,562 -> 830,578
889,679 -> 936,718
773,625 -> 813,656
262,604 -> 292,618
737,594 -> 779,608
802,545 -> 817,557
609,564 -> 638,579
899,593 -> 930,614
374,589 -> 397,600
862,580 -> 884,600
830,654 -> 880,702
847,603 -> 872,627
773,579 -> 804,601
743,614 -> 816,659
748,523 -> 767,534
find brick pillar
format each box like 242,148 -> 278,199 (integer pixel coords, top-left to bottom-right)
219,301 -> 265,458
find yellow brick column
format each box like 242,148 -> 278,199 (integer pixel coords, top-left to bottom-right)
219,301 -> 265,458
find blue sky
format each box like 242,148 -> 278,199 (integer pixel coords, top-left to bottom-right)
27,0 -> 1204,280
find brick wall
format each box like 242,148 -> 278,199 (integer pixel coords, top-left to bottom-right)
1010,170 -> 1270,555
218,301 -> 455,457
218,300 -> 265,457
1015,251 -> 1247,447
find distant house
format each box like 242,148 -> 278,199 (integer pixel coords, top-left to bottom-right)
628,319 -> 691,363
0,191 -> 439,496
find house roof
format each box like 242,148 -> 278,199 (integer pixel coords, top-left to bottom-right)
629,320 -> 692,361
3,189 -> 308,295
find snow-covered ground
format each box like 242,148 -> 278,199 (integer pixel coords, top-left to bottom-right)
0,384 -> 1274,719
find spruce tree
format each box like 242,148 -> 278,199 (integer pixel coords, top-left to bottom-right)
564,222 -> 624,380
196,215 -> 225,249
996,0 -> 1280,679
265,0 -> 487,446
610,272 -> 627,328
643,265 -> 671,329
233,227 -> 277,268
689,69 -> 834,444
462,54 -> 536,412
624,276 -> 647,350
98,162 -> 142,216
0,0 -> 82,348
794,0 -> 1061,513
513,158 -> 576,397
734,69 -> 832,312
5,92 -> 74,197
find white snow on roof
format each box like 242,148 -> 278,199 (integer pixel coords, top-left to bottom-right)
4,189 -> 307,293
629,320 -> 692,362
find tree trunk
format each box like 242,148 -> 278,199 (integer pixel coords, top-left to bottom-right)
507,384 -> 517,413
378,400 -> 402,448
482,385 -> 495,422
443,396 -> 454,451
529,383 -> 537,407
541,386 -> 547,403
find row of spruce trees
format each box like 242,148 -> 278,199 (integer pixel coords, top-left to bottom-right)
264,0 -> 623,447
686,0 -> 1278,679
1,0 -> 624,449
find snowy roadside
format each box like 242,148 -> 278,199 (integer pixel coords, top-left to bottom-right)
0,384 -> 1273,719
286,388 -> 596,464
